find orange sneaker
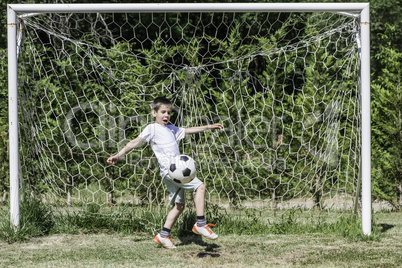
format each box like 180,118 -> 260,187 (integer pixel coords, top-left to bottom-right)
153,233 -> 176,249
192,223 -> 218,240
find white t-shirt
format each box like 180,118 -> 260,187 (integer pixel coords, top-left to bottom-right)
139,123 -> 186,178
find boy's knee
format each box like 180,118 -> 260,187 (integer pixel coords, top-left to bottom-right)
175,203 -> 185,212
196,184 -> 206,193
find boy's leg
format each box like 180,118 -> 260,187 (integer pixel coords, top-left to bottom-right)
164,203 -> 185,230
192,184 -> 218,240
194,183 -> 207,226
194,183 -> 205,217
154,203 -> 185,249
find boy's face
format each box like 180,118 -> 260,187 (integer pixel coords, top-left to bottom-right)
152,105 -> 172,126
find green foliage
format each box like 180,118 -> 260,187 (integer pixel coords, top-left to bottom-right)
0,198 -> 54,243
371,23 -> 402,210
2,8 -> 362,215
370,0 -> 402,78
0,48 -> 8,198
1,200 -> 382,244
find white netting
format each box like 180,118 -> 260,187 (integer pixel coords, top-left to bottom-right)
17,11 -> 361,224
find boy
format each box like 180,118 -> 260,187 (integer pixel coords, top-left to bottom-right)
107,96 -> 223,249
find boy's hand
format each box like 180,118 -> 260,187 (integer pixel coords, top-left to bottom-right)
107,155 -> 119,165
209,123 -> 223,130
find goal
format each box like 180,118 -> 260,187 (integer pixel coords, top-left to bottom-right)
7,3 -> 371,234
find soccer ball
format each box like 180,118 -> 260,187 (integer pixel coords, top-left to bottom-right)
168,155 -> 197,184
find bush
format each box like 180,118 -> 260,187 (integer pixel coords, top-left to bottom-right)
0,198 -> 54,243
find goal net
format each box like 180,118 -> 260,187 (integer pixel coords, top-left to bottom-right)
13,5 -> 364,231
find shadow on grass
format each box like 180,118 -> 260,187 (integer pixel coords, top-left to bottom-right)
178,234 -> 221,258
378,223 -> 395,233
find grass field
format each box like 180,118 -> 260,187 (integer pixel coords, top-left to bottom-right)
0,211 -> 401,267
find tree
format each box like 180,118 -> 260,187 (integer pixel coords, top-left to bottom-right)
371,23 -> 402,210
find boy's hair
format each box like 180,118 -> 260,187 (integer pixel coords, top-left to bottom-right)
152,96 -> 172,111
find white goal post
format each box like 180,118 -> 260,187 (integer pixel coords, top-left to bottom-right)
7,3 -> 371,235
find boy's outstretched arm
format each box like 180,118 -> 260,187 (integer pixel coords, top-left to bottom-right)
107,136 -> 145,165
185,123 -> 223,135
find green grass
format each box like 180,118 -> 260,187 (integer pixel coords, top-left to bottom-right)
0,200 -> 401,267
0,199 -> 54,243
0,199 -> 384,241
0,219 -> 400,267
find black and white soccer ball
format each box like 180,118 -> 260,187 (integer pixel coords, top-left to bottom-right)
168,155 -> 197,184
